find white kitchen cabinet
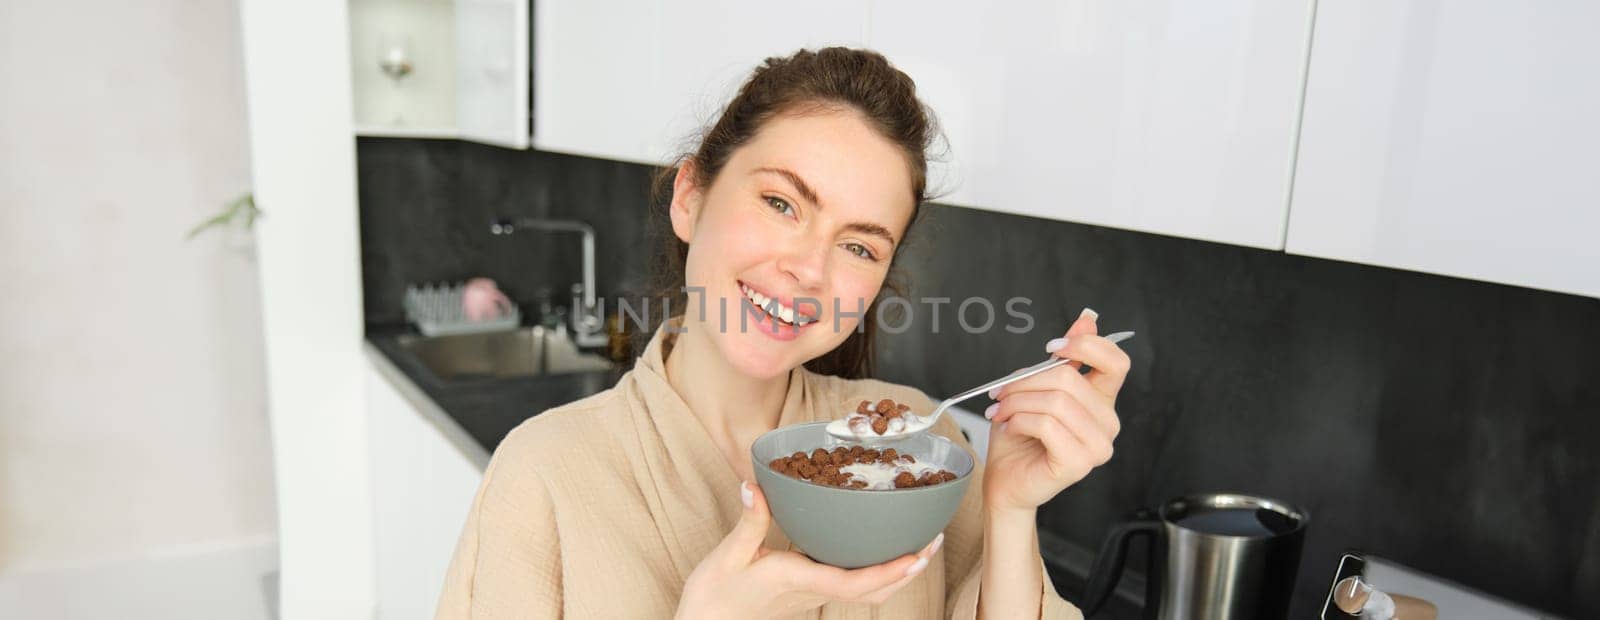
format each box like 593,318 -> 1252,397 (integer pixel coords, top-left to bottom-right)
345,0 -> 528,146
867,0 -> 1316,250
1286,1 -> 1600,298
654,1 -> 870,161
534,1 -> 1312,251
349,0 -> 459,136
535,1 -> 867,165
533,0 -> 661,161
366,361 -> 483,619
456,0 -> 530,148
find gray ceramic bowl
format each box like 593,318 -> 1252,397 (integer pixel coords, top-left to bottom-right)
751,421 -> 975,568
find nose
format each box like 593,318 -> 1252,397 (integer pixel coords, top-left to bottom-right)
776,236 -> 828,292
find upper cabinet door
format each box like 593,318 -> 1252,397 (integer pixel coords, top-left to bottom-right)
535,0 -> 868,165
654,1 -> 869,161
533,0 -> 659,162
868,0 -> 1315,250
456,0 -> 529,149
1287,2 -> 1600,298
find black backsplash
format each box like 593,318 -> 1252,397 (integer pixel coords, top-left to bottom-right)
357,138 -> 658,327
357,137 -> 1600,617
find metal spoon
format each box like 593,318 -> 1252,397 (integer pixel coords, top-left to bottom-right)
826,331 -> 1137,443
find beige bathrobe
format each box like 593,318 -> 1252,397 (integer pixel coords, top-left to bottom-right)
436,324 -> 1081,619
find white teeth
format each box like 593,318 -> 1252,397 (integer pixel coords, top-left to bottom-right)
739,282 -> 813,326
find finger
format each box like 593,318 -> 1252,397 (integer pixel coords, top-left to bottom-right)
1060,333 -> 1132,396
1004,411 -> 1108,480
989,309 -> 1104,402
989,388 -> 1071,425
1067,307 -> 1100,338
1002,411 -> 1087,478
990,357 -> 1104,406
715,481 -> 771,565
857,533 -> 944,603
1046,308 -> 1102,368
987,388 -> 1118,442
989,372 -> 1120,438
1013,333 -> 1130,397
1009,408 -> 1113,470
857,568 -> 920,605
983,365 -> 1033,401
767,547 -> 923,601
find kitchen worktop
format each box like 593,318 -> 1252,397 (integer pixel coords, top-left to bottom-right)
364,325 -> 624,463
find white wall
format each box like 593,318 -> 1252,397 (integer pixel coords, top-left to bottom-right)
0,0 -> 277,577
238,0 -> 377,617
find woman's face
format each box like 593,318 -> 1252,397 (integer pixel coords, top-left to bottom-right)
671,108 -> 916,380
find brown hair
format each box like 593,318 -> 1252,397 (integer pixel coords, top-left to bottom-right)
641,47 -> 937,378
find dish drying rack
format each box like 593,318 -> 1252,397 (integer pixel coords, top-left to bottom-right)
403,282 -> 521,337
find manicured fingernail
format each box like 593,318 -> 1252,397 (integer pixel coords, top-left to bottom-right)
1080,307 -> 1099,321
983,403 -> 999,419
906,556 -> 929,577
987,386 -> 999,399
930,532 -> 945,555
1045,337 -> 1067,353
739,481 -> 753,509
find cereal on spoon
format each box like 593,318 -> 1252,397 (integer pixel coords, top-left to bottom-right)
848,398 -> 913,436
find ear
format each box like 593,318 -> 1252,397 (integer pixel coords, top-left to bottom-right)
669,160 -> 703,243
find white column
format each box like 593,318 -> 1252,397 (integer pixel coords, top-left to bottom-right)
237,1 -> 376,618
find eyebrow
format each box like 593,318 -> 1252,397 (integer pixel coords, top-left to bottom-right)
756,167 -> 820,205
754,166 -> 898,246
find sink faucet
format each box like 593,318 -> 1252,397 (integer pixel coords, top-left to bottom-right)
490,217 -> 607,348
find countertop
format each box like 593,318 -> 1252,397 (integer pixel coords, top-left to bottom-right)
364,325 -> 624,467
363,325 -> 1147,618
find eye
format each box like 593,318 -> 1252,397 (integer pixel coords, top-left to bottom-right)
842,242 -> 878,261
764,195 -> 796,218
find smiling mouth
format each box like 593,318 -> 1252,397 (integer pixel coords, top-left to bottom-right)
738,281 -> 819,327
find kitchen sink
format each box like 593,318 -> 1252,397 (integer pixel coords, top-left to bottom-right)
395,326 -> 614,381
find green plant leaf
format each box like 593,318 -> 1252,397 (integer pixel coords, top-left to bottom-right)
187,192 -> 261,241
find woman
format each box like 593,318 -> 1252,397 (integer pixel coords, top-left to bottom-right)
437,47 -> 1131,619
